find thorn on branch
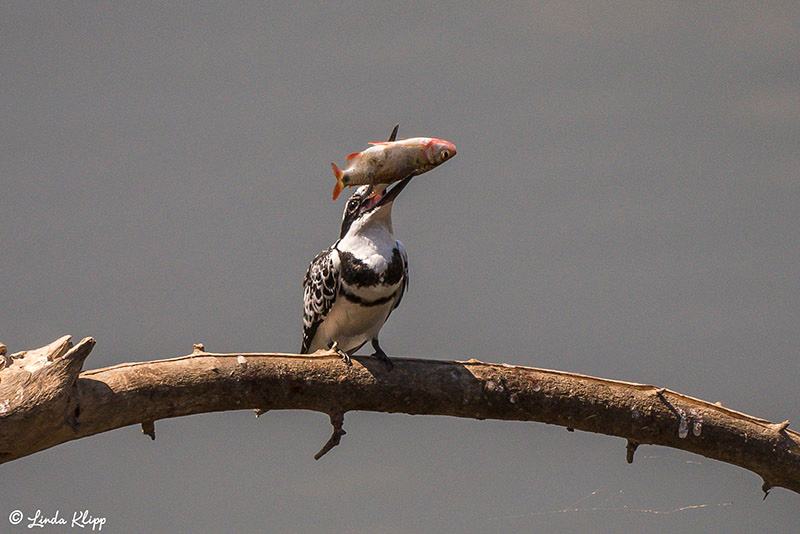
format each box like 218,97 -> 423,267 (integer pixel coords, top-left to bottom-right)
626,440 -> 639,464
142,421 -> 156,440
771,420 -> 790,434
314,412 -> 346,460
456,358 -> 485,364
192,343 -> 205,355
762,478 -> 772,500
254,408 -> 269,418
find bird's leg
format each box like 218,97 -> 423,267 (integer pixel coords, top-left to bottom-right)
329,341 -> 352,366
371,339 -> 393,370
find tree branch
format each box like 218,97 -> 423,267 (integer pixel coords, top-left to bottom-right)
1,336 -> 798,496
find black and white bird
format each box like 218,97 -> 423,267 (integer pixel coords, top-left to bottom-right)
300,176 -> 412,369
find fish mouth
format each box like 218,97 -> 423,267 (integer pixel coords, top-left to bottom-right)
364,175 -> 414,211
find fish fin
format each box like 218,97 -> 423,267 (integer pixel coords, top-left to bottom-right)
368,141 -> 390,146
388,123 -> 399,142
331,162 -> 345,200
346,152 -> 361,160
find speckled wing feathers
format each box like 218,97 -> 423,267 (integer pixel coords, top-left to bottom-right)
301,247 -> 341,353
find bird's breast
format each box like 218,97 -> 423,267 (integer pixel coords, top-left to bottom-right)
338,248 -> 404,288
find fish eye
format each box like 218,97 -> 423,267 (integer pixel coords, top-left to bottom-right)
441,150 -> 450,160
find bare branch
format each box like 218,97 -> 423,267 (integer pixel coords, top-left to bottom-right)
1,336 -> 798,495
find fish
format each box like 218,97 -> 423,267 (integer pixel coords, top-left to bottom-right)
330,126 -> 456,200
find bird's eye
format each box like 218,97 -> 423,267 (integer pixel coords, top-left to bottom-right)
347,199 -> 359,211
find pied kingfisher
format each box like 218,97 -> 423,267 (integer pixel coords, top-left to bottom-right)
300,177 -> 412,369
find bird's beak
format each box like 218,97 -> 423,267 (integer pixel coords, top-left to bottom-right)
378,175 -> 413,207
362,175 -> 414,211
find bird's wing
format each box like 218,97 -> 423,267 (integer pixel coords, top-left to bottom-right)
392,240 -> 409,310
301,247 -> 341,353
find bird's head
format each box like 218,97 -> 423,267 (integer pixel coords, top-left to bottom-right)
339,176 -> 413,238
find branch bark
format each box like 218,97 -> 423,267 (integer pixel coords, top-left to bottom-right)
1,336 -> 798,496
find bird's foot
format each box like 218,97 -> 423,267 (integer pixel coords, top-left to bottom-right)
371,340 -> 393,371
329,341 -> 352,366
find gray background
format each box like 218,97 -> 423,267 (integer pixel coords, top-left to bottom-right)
2,2 -> 798,532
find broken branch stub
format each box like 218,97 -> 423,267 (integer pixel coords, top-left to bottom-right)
0,336 -> 95,462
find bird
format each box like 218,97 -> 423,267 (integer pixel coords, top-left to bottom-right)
300,176 -> 411,370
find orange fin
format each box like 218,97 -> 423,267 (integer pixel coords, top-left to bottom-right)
331,162 -> 345,200
346,152 -> 361,160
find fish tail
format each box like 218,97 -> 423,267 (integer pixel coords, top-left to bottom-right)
331,162 -> 345,200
